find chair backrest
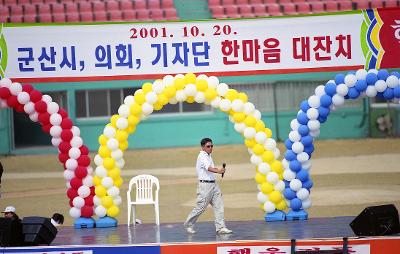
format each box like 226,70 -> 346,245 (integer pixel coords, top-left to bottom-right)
128,174 -> 159,204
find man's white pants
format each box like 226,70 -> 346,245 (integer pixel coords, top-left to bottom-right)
184,182 -> 226,231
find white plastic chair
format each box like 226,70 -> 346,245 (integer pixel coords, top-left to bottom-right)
127,174 -> 160,226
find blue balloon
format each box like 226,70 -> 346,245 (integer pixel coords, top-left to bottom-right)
348,87 -> 360,99
298,125 -> 309,136
320,95 -> 332,107
302,179 -> 314,189
290,198 -> 302,211
390,71 -> 400,78
335,73 -> 345,84
318,116 -> 327,123
383,88 -> 394,100
355,80 -> 367,92
289,160 -> 302,172
318,106 -> 330,118
300,100 -> 310,112
377,69 -> 389,80
376,92 -> 384,99
284,188 -> 297,200
394,86 -> 400,98
304,144 -> 314,155
366,72 -> 378,85
324,82 -> 337,96
300,135 -> 313,146
297,169 -> 309,182
297,112 -> 309,125
285,150 -> 297,161
285,139 -> 294,150
284,180 -> 290,188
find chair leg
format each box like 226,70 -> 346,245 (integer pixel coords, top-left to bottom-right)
155,203 -> 160,225
127,204 -> 131,226
132,205 -> 136,227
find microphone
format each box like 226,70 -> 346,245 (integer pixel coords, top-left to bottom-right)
222,163 -> 226,178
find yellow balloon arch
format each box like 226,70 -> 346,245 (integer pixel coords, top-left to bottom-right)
92,73 -> 286,220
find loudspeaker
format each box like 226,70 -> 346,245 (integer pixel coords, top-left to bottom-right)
0,218 -> 23,247
350,204 -> 400,236
22,217 -> 57,246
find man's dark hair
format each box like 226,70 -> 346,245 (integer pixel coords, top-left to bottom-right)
0,161 -> 3,184
52,213 -> 64,224
200,138 -> 212,146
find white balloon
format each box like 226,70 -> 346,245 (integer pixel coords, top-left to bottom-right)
197,74 -> 208,80
95,166 -> 107,177
264,138 -> 277,150
82,175 -> 93,187
68,147 -> 81,159
104,126 -> 116,138
65,158 -> 78,170
332,94 -> 345,106
69,207 -> 81,218
17,91 -> 30,104
184,84 -> 197,97
78,185 -> 91,198
266,172 -> 279,184
107,186 -> 120,197
257,192 -> 268,203
290,119 -> 300,131
231,99 -> 244,112
282,159 -> 289,169
208,76 -> 219,88
42,94 -> 52,103
292,142 -> 304,153
234,122 -> 246,133
94,205 -> 107,217
93,196 -> 102,206
386,75 -> 399,88
141,102 -> 154,115
258,162 -> 271,174
288,131 -> 301,142
308,95 -> 320,108
9,82 -> 22,95
290,179 -> 302,191
29,112 -> 39,122
175,90 -> 187,102
210,97 -> 221,108
296,188 -> 310,200
107,138 -> 119,151
344,74 -> 357,87
216,83 -> 229,96
252,109 -> 262,120
309,129 -> 320,138
47,102 -> 59,114
255,131 -> 267,144
51,137 -> 62,147
375,80 -> 387,92
306,108 -> 319,120
219,99 -> 231,111
307,120 -> 320,131
274,180 -> 285,192
73,196 -> 85,208
0,100 -> 7,109
118,104 -> 130,118
366,85 -> 378,97
94,155 -> 103,166
368,69 -> 378,74
101,177 -> 114,188
23,102 -> 35,114
115,158 -> 125,168
302,198 -> 312,209
315,85 -> 326,96
71,126 -> 80,137
297,152 -> 309,162
63,169 -> 75,180
86,166 -> 93,175
50,125 -> 62,137
162,75 -> 174,86
194,92 -> 205,103
124,95 -> 135,105
152,80 -> 165,94
273,147 -> 280,159
356,69 -> 368,80
174,74 -> 184,79
263,201 -> 276,213
70,136 -> 83,148
145,91 -> 158,104
243,102 -> 255,115
243,127 -> 256,139
336,83 -> 349,96
0,78 -> 12,88
250,154 -> 262,165
169,97 -> 178,104
283,169 -> 296,181
111,149 -> 123,160
113,195 -> 122,205
116,117 -> 128,130
50,113 -> 62,126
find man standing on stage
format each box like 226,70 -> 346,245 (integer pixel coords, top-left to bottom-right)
184,137 -> 232,235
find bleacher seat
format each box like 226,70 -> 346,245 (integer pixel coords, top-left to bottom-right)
135,0 -> 147,10
37,4 -> 50,14
239,4 -> 255,17
370,0 -> 384,8
353,0 -> 369,9
31,0 -> 43,5
222,0 -> 235,5
237,0 -> 249,5
109,10 -> 123,21
120,0 -> 133,10
0,15 -> 8,23
123,10 -> 136,20
162,0 -> 175,8
10,14 -> 23,22
67,12 -> 80,22
296,2 -> 312,14
65,2 -> 79,14
43,0 -> 57,4
250,0 -> 264,4
79,1 -> 92,13
148,0 -> 161,9
80,12 -> 94,22
325,1 -> 339,11
53,13 -> 66,22
279,0 -> 293,3
19,0 -> 30,5
24,4 -> 36,16
281,3 -> 298,15
94,11 -> 108,21
39,13 -> 52,22
151,9 -> 164,20
310,1 -> 324,13
4,0 -> 17,5
136,9 -> 151,21
292,0 -> 306,2
253,4 -> 267,16
93,1 -> 106,12
209,0 -> 221,7
264,0 -> 277,3
337,0 -> 353,10
24,15 -> 36,22
385,0 -> 399,7
225,5 -> 241,18
164,8 -> 178,19
51,3 -> 65,14
210,5 -> 225,18
0,7 -> 9,17
106,0 -> 120,11
10,4 -> 23,15
267,3 -> 283,16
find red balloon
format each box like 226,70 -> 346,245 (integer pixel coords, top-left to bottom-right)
15,104 -> 25,113
61,129 -> 73,142
29,90 -> 42,103
81,205 -> 94,218
38,112 -> 50,125
58,109 -> 68,118
42,124 -> 52,133
90,186 -> 95,196
75,166 -> 88,179
58,141 -> 71,154
61,118 -> 73,129
84,195 -> 94,206
77,155 -> 90,167
7,96 -> 18,108
58,153 -> 69,164
34,101 -> 47,113
0,87 -> 11,99
22,84 -> 34,93
69,199 -> 74,207
70,177 -> 83,190
67,187 -> 78,199
79,145 -> 89,155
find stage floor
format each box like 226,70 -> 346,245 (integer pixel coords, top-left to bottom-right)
53,216 -> 359,245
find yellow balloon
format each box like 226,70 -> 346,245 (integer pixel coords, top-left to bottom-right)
158,94 -> 169,105
128,115 -> 139,127
244,115 -> 256,127
142,82 -> 153,93
252,144 -> 265,155
184,73 -> 196,84
103,157 -> 115,170
110,114 -> 119,127
233,112 -> 246,122
126,126 -> 136,134
119,140 -> 129,151
95,185 -> 107,197
244,138 -> 256,148
204,88 -> 217,101
186,96 -> 195,103
265,128 -> 272,138
238,92 -> 248,103
107,205 -> 120,217
262,150 -> 275,163
255,120 -> 266,132
115,130 -> 128,142
98,135 -> 108,146
271,160 -> 283,174
164,86 -> 176,98
108,168 -> 121,180
225,89 -> 238,101
93,176 -> 102,186
276,200 -> 287,211
134,91 -> 145,105
98,146 -> 111,158
255,172 -> 266,184
114,177 -> 123,187
260,182 -> 274,194
174,78 -> 185,90
195,79 -> 208,91
153,102 -> 163,111
269,191 -> 283,204
101,196 -> 114,208
130,103 -> 142,116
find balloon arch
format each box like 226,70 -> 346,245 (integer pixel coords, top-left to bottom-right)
1,68 -> 399,225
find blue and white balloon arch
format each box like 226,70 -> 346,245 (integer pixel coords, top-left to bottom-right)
278,68 -> 400,220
